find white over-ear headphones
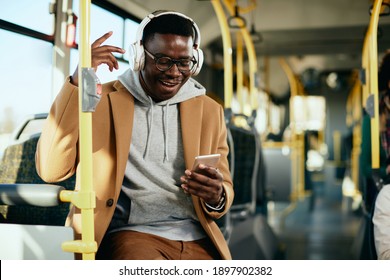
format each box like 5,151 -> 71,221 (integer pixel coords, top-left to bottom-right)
128,11 -> 204,76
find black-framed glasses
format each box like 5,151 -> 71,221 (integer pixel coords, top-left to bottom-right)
144,48 -> 197,73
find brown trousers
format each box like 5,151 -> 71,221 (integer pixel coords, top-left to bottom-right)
96,230 -> 221,260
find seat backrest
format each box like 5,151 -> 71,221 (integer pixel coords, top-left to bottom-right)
256,138 -> 267,215
229,126 -> 257,206
0,136 -> 75,226
227,115 -> 262,219
262,146 -> 292,202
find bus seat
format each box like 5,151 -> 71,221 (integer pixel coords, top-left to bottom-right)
214,128 -> 236,243
262,146 -> 292,202
229,214 -> 284,260
227,114 -> 261,219
225,112 -> 284,259
256,139 -> 267,215
0,220 -> 74,260
0,136 -> 75,226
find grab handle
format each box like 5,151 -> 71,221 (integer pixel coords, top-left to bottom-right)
228,5 -> 246,28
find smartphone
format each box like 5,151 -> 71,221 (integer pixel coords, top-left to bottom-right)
192,153 -> 221,171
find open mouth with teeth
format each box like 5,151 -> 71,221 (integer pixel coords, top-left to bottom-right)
159,79 -> 183,94
160,80 -> 181,87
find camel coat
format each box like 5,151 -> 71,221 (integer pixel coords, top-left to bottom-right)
36,77 -> 234,259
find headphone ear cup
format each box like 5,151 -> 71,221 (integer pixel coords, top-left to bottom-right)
192,48 -> 204,76
128,42 -> 145,71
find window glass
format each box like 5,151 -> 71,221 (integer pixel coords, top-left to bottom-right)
90,5 -> 124,50
71,2 -> 136,83
0,30 -> 52,152
0,0 -> 54,34
16,118 -> 47,142
73,1 -> 124,51
123,19 -> 139,61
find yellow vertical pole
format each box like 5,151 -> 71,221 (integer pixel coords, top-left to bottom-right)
61,0 -> 97,260
368,0 -> 383,169
236,31 -> 244,113
211,0 -> 233,110
264,56 -> 273,132
223,0 -> 258,111
279,58 -> 299,181
78,0 -> 96,260
361,36 -> 370,109
241,24 -> 258,111
351,77 -> 362,194
333,130 -> 341,163
279,58 -> 307,199
279,58 -> 298,97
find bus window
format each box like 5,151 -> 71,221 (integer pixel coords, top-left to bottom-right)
71,0 -> 135,83
0,30 -> 53,153
0,0 -> 54,34
123,19 -> 139,61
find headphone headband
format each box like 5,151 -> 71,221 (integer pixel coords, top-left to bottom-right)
128,10 -> 204,76
136,11 -> 201,48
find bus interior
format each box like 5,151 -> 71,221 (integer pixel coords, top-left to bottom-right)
1,0 -> 390,260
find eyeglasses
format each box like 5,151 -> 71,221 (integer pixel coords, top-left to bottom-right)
144,48 -> 197,73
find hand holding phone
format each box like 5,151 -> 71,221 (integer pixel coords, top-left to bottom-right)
182,154 -> 223,201
192,154 -> 221,171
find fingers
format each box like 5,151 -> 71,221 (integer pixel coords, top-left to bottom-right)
180,166 -> 223,205
91,31 -> 114,48
193,164 -> 223,179
91,46 -> 124,71
70,32 -> 125,86
90,32 -> 126,72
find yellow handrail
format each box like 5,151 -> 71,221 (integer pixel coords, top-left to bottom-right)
223,0 -> 258,112
349,74 -> 362,194
225,0 -> 257,14
236,31 -> 244,113
368,0 -> 383,169
211,0 -> 234,109
61,0 -> 97,260
361,35 -> 370,108
279,58 -> 298,97
279,58 -> 305,200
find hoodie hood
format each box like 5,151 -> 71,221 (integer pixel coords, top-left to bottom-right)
118,68 -> 205,162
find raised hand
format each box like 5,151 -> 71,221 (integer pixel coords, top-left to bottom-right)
71,31 -> 126,86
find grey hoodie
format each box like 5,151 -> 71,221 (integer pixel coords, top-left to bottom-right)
108,68 -> 207,241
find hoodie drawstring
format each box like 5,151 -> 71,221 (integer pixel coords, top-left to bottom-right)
163,102 -> 170,162
143,97 -> 170,162
144,96 -> 154,159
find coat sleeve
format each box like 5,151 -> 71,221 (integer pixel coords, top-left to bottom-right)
201,103 -> 234,219
35,77 -> 80,183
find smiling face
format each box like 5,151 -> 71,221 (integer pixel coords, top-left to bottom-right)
140,33 -> 194,102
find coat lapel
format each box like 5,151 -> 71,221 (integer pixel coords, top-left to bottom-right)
180,98 -> 204,170
108,81 -> 134,191
180,98 -> 215,236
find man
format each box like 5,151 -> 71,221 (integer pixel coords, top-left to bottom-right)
373,50 -> 390,260
35,11 -> 233,260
